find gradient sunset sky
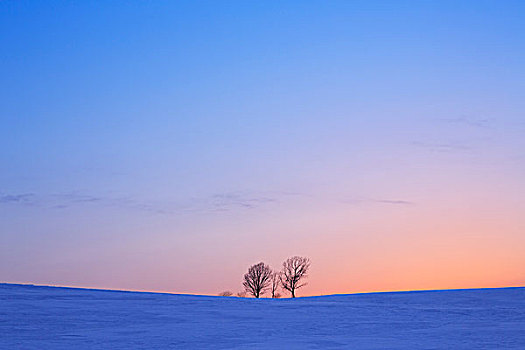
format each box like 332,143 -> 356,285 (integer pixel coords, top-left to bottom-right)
1,1 -> 524,296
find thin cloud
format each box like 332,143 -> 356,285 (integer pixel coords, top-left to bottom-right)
372,199 -> 414,205
1,190 -> 415,214
0,193 -> 35,203
411,141 -> 471,153
341,197 -> 415,206
0,191 -> 280,214
209,192 -> 277,210
437,116 -> 492,129
54,193 -> 105,204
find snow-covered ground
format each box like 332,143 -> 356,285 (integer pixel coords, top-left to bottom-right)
1,283 -> 524,349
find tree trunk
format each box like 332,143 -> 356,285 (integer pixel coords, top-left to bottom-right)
291,289 -> 295,298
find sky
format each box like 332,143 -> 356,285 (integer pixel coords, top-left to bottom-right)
1,1 -> 524,296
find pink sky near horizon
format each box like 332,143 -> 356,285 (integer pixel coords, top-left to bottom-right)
3,164 -> 523,297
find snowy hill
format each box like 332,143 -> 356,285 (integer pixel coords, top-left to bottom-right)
1,283 -> 524,349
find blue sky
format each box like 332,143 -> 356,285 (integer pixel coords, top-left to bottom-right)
1,1 -> 524,295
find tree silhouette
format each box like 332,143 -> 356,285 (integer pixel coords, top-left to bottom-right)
280,256 -> 310,298
243,262 -> 272,298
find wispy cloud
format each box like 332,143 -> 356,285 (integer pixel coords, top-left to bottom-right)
340,197 -> 415,206
0,193 -> 35,204
371,199 -> 414,205
411,116 -> 494,154
437,116 -> 492,129
0,192 -> 138,211
208,192 -> 277,211
0,190 -> 415,215
411,141 -> 471,153
0,190 -> 281,214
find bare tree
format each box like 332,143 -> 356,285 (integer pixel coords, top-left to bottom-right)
243,262 -> 272,298
280,256 -> 310,298
218,291 -> 233,297
236,291 -> 247,298
270,271 -> 281,298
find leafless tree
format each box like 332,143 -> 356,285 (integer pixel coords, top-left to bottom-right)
243,262 -> 272,298
280,256 -> 310,298
270,271 -> 281,298
218,291 -> 233,297
236,291 -> 247,298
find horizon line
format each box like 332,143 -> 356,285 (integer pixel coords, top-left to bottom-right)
2,281 -> 524,299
